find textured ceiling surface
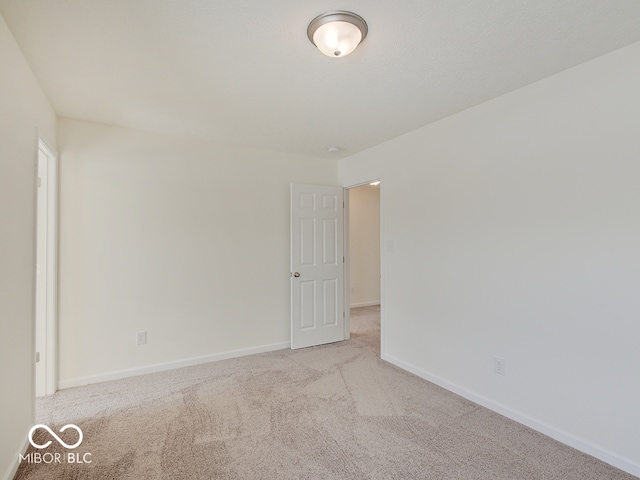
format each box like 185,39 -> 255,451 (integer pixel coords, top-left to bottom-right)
2,0 -> 640,158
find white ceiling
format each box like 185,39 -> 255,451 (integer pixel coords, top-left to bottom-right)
2,0 -> 640,158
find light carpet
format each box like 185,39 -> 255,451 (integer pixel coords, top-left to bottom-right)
15,306 -> 637,479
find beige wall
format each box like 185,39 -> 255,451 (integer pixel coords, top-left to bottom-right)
0,14 -> 57,480
349,185 -> 380,307
340,41 -> 640,476
57,119 -> 338,386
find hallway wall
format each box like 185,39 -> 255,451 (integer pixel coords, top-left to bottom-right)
349,185 -> 380,307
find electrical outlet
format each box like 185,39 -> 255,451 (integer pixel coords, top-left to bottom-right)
494,356 -> 506,375
136,331 -> 147,345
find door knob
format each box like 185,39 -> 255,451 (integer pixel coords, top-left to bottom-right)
293,272 -> 301,277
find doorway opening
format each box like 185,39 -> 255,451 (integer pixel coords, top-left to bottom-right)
346,181 -> 381,352
35,139 -> 58,397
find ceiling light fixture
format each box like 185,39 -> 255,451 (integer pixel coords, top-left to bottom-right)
307,11 -> 368,58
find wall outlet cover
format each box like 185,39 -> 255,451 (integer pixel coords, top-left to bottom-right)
136,331 -> 147,345
494,356 -> 506,375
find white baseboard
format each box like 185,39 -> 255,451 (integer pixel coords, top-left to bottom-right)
58,341 -> 290,390
3,433 -> 29,480
350,301 -> 381,308
381,353 -> 640,479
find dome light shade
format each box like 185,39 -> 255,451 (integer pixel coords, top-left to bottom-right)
307,11 -> 368,58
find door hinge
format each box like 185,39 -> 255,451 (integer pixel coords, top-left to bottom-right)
35,351 -> 40,363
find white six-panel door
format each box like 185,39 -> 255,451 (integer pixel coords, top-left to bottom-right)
290,184 -> 345,349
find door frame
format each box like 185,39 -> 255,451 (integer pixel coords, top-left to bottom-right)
289,179 -> 384,351
343,179 -> 383,353
343,189 -> 350,340
35,138 -> 58,396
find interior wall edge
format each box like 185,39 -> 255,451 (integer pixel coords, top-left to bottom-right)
382,353 -> 640,478
349,301 -> 381,308
58,341 -> 290,390
1,434 -> 29,480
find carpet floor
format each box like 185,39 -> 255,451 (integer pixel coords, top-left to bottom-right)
15,306 -> 637,479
